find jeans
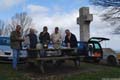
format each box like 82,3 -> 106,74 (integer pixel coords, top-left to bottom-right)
40,50 -> 46,57
12,49 -> 20,69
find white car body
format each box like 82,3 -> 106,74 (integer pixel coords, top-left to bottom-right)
0,37 -> 27,61
101,48 -> 120,65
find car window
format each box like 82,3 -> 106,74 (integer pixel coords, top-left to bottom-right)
0,38 -> 10,45
78,42 -> 87,50
94,43 -> 100,49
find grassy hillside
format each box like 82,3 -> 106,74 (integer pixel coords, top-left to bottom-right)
0,62 -> 120,80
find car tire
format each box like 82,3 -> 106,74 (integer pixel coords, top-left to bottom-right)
107,56 -> 117,65
94,59 -> 100,63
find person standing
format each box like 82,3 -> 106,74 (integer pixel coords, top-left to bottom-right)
65,29 -> 77,48
64,29 -> 79,66
26,28 -> 38,58
39,26 -> 50,48
51,27 -> 62,49
10,25 -> 24,70
27,28 -> 37,49
39,26 -> 50,57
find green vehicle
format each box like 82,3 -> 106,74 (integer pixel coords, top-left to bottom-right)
77,37 -> 109,63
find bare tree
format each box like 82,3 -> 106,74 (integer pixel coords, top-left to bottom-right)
0,20 -> 6,36
91,0 -> 120,34
91,0 -> 120,7
10,12 -> 33,36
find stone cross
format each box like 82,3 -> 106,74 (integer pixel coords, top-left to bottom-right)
77,7 -> 93,41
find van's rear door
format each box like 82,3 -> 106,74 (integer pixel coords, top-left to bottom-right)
88,37 -> 109,59
88,37 -> 109,42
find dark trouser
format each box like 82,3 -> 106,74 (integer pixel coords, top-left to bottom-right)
27,50 -> 38,58
40,50 -> 47,57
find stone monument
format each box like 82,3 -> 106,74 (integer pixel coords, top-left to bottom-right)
77,7 -> 93,41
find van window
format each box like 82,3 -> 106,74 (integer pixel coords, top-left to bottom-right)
94,43 -> 100,49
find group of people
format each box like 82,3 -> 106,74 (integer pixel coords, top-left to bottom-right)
10,25 -> 78,70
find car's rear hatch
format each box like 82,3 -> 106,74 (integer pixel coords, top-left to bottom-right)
88,37 -> 110,42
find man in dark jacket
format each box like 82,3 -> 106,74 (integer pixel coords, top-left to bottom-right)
39,26 -> 50,48
39,26 -> 50,57
27,28 -> 37,48
65,29 -> 77,48
10,25 -> 24,70
27,28 -> 38,58
65,29 -> 79,66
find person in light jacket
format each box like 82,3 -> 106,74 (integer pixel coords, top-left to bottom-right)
51,27 -> 62,49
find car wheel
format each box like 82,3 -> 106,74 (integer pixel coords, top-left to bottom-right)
94,59 -> 100,63
107,56 -> 117,65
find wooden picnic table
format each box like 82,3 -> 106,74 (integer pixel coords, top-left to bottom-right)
26,48 -> 83,73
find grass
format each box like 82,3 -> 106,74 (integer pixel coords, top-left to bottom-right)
64,63 -> 120,80
0,62 -> 120,80
0,64 -> 30,80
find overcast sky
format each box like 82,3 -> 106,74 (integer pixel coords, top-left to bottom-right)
0,0 -> 120,51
